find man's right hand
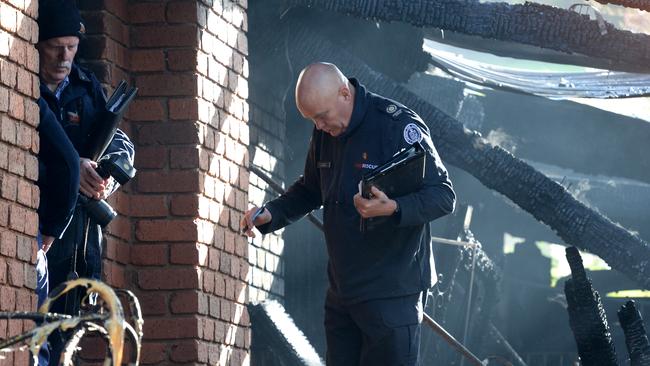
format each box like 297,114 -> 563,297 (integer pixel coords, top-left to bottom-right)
240,206 -> 272,238
79,158 -> 108,199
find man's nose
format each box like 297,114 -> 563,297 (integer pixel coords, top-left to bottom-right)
61,48 -> 73,61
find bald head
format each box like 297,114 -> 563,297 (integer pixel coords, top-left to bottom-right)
295,62 -> 355,137
296,63 -> 347,109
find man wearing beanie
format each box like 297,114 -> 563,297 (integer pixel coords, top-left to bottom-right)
36,1 -> 134,363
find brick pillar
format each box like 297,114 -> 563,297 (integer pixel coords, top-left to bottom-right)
0,0 -> 40,365
127,0 -> 203,361
194,1 -> 251,363
0,0 -> 251,363
99,0 -> 249,364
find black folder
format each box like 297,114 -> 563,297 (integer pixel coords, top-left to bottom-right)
360,143 -> 426,232
82,80 -> 138,160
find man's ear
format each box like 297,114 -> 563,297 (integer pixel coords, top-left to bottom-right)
339,85 -> 351,101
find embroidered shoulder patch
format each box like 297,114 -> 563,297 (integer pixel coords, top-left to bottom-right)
403,123 -> 423,144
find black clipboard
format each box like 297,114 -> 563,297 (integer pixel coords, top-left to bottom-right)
360,143 -> 425,232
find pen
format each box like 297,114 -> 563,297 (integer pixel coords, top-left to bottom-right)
241,206 -> 266,235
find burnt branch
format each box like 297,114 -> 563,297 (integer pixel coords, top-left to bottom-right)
618,300 -> 650,366
564,247 -> 619,366
290,0 -> 650,73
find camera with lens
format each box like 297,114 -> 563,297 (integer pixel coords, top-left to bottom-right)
79,154 -> 136,227
77,80 -> 138,227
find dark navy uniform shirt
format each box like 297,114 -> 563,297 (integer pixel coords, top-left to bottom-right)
259,78 -> 456,304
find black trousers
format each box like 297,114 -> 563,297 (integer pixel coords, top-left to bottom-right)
325,291 -> 424,366
45,214 -> 103,365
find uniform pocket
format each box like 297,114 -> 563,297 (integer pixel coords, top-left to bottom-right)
353,295 -> 424,366
380,293 -> 423,328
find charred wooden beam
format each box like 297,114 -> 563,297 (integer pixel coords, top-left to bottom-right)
564,246 -> 619,366
290,0 -> 650,73
593,0 -> 650,12
422,29 -> 635,73
618,300 -> 650,366
266,17 -> 650,289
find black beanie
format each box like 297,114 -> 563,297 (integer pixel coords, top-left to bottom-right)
38,0 -> 86,43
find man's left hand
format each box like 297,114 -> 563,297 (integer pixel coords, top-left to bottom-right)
79,157 -> 112,200
353,186 -> 398,218
98,176 -> 113,199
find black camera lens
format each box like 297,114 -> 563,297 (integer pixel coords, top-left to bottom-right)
79,195 -> 117,227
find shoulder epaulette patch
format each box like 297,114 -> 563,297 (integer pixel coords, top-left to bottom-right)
382,103 -> 405,120
403,123 -> 423,144
78,69 -> 89,82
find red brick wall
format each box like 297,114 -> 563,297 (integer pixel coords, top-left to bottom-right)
195,1 -> 251,363
0,0 -> 252,363
78,0 -> 251,364
0,0 -> 40,365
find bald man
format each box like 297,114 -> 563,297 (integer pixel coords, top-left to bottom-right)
242,63 -> 456,365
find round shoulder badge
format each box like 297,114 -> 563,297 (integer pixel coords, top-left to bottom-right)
386,104 -> 398,114
403,123 -> 423,144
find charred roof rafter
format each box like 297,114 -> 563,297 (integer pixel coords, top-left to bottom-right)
288,0 -> 650,73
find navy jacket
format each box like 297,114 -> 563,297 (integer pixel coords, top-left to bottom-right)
40,64 -> 134,264
260,79 -> 456,304
37,98 -> 80,238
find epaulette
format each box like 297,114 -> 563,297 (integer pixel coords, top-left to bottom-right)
73,65 -> 92,83
376,99 -> 409,121
375,98 -> 429,145
77,69 -> 90,82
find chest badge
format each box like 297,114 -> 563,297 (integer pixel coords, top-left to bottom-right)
403,123 -> 423,145
67,111 -> 81,124
362,152 -> 368,160
386,104 -> 398,114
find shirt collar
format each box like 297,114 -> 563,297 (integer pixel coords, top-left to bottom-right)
53,76 -> 70,100
338,78 -> 369,139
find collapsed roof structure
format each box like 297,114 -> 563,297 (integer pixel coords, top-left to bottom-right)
247,0 -> 650,363
252,0 -> 650,288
